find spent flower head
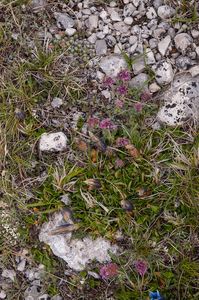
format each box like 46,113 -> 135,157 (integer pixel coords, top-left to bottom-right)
87,116 -> 99,127
100,263 -> 119,279
140,91 -> 152,102
116,69 -> 130,82
100,119 -> 116,131
134,103 -> 142,111
149,291 -> 165,300
115,158 -> 125,168
116,138 -> 130,147
117,84 -> 129,97
136,261 -> 147,276
116,100 -> 123,108
102,76 -> 115,87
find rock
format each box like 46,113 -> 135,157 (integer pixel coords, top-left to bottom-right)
54,12 -> 77,29
99,54 -> 129,78
157,73 -> 199,126
113,22 -> 130,33
57,194 -> 72,205
24,285 -> 48,300
149,82 -> 161,93
191,29 -> 199,39
17,259 -> 26,272
146,7 -> 157,19
114,42 -> 122,54
153,28 -> 166,40
2,269 -> 16,282
88,33 -> 97,44
158,35 -> 171,56
129,73 -> 150,92
123,3 -> 136,17
174,33 -> 193,55
111,10 -> 122,21
145,48 -> 156,65
88,15 -> 98,29
157,5 -> 176,19
151,60 -> 174,85
188,66 -> 199,77
51,296 -> 63,300
167,27 -> 176,39
30,0 -> 47,13
88,271 -> 100,279
65,28 -> 76,36
152,121 -> 162,130
176,56 -> 196,70
11,33 -> 19,40
0,290 -> 6,299
96,40 -> 107,55
124,17 -> 133,25
129,36 -> 137,44
149,38 -> 158,49
51,97 -> 63,108
39,132 -> 68,152
39,212 -> 120,271
99,10 -> 108,20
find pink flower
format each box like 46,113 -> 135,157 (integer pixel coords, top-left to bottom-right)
136,261 -> 147,276
100,263 -> 119,279
134,103 -> 142,111
87,116 -> 99,127
116,69 -> 130,82
116,138 -> 130,147
140,92 -> 152,102
115,158 -> 125,168
102,76 -> 115,87
116,100 -> 123,108
100,119 -> 116,131
117,84 -> 129,97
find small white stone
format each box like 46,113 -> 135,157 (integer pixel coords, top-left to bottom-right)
188,66 -> 199,77
129,35 -> 137,45
196,47 -> 199,56
65,28 -> 76,36
124,17 -> 133,25
146,7 -> 157,19
2,269 -> 16,282
51,97 -> 63,108
149,82 -> 161,93
111,10 -> 122,21
101,90 -> 111,99
97,71 -> 105,80
0,290 -> 6,299
88,33 -> 97,44
88,15 -> 98,29
158,35 -> 171,56
17,259 -> 26,272
103,25 -> 109,35
39,132 -> 68,152
114,42 -> 122,54
191,29 -> 199,39
109,1 -> 117,7
96,31 -> 105,39
158,5 -> 175,19
99,10 -> 108,20
123,0 -> 129,3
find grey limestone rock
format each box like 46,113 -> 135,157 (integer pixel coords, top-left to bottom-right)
54,12 -> 77,29
39,132 -> 68,152
157,5 -> 176,19
129,73 -> 150,92
174,33 -> 193,55
30,0 -> 47,13
158,35 -> 171,56
95,40 -> 107,55
152,60 -> 174,85
99,54 -> 129,78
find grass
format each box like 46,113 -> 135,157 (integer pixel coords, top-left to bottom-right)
0,0 -> 199,299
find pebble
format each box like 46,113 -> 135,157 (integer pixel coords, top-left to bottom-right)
39,132 -> 68,152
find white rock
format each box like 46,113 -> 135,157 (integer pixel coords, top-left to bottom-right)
129,35 -> 137,44
17,259 -> 26,272
188,66 -> 199,77
88,15 -> 98,29
39,132 -> 68,152
196,47 -> 199,56
158,35 -> 171,56
11,33 -> 19,40
103,25 -> 109,35
174,33 -> 193,55
101,90 -> 111,99
124,17 -> 133,25
97,71 -> 105,80
146,7 -> 157,19
151,60 -> 174,85
152,121 -> 162,130
132,0 -> 141,7
114,42 -> 123,54
65,28 -> 76,36
2,269 -> 16,282
54,12 -> 77,29
113,22 -> 130,33
149,82 -> 161,93
110,1 -> 117,7
145,48 -> 156,65
111,10 -> 122,21
191,29 -> 199,39
96,40 -> 107,55
129,73 -> 149,92
157,5 -> 176,19
129,42 -> 138,54
0,290 -> 6,299
123,3 -> 136,17
58,194 -> 72,205
88,33 -> 97,44
51,97 -> 63,108
99,10 -> 108,20
30,0 -> 47,13
39,212 -> 120,271
99,54 -> 129,78
96,31 -> 105,39
123,0 -> 129,3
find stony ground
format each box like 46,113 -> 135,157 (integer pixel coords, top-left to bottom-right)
1,0 -> 199,299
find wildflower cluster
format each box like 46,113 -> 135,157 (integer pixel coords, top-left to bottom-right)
87,116 -> 99,127
135,260 -> 147,276
102,76 -> 115,87
116,69 -> 130,82
115,158 -> 125,168
100,263 -> 119,279
100,119 -> 115,131
116,138 -> 130,147
117,84 -> 129,97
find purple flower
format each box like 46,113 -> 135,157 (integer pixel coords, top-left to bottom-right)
140,92 -> 152,102
102,76 -> 115,87
136,261 -> 147,276
116,69 -> 130,82
100,119 -> 116,131
100,263 -> 119,279
134,103 -> 142,111
117,84 -> 129,97
115,158 -> 125,168
116,100 -> 123,108
116,138 -> 130,147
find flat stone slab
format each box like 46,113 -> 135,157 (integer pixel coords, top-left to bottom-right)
39,132 -> 67,152
157,73 -> 199,126
39,212 -> 120,271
